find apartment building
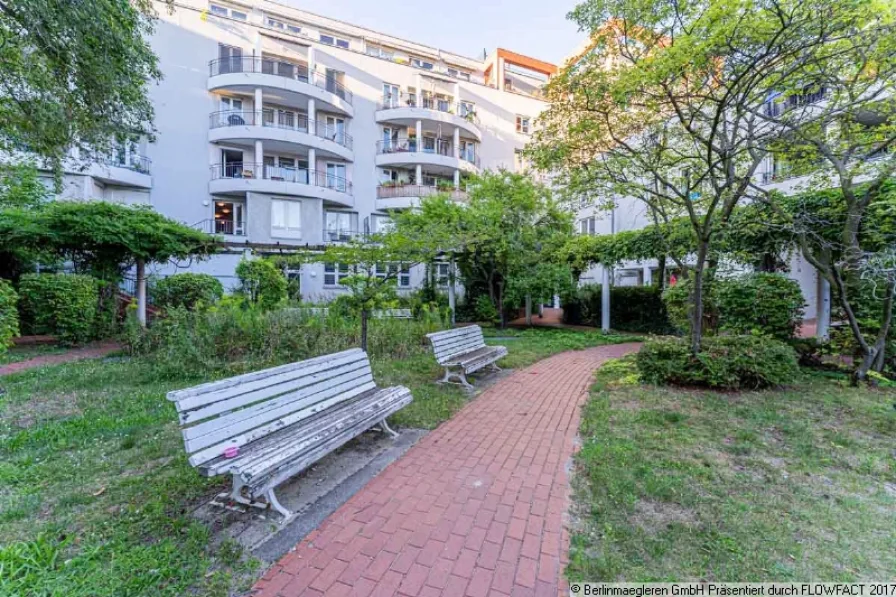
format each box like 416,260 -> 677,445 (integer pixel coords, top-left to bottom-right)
42,0 -> 556,299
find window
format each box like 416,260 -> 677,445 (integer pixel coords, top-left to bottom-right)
383,83 -> 399,108
320,33 -> 349,48
324,263 -> 350,286
214,201 -> 245,235
412,58 -> 434,70
579,217 -> 596,235
326,163 -> 347,191
516,115 -> 531,134
230,9 -> 246,20
271,199 -> 302,238
209,4 -> 246,20
210,4 -> 228,16
447,68 -> 470,81
367,44 -> 394,60
375,263 -> 411,287
459,101 -> 475,118
325,211 -> 356,241
436,262 -> 451,287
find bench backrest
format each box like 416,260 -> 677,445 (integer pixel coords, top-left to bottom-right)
426,325 -> 487,365
167,348 -> 376,468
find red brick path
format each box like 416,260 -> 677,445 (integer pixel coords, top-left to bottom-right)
253,343 -> 641,597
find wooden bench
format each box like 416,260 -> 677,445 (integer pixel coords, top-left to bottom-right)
426,325 -> 508,388
167,348 -> 412,520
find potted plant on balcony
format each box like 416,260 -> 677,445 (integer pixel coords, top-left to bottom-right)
463,110 -> 477,123
436,179 -> 454,191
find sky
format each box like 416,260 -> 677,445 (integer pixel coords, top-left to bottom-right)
282,0 -> 585,65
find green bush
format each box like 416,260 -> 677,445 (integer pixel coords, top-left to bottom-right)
0,279 -> 20,354
562,284 -> 672,334
17,273 -> 98,344
473,295 -> 500,325
636,335 -> 799,389
715,273 -> 805,340
661,278 -> 720,335
126,302 -> 443,378
236,259 -> 287,310
152,273 -> 223,311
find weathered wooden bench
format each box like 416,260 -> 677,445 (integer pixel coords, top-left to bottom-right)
426,325 -> 508,388
167,348 -> 412,520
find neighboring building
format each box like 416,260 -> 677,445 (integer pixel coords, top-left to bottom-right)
38,0 -> 555,299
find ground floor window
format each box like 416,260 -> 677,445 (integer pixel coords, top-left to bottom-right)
323,262 -> 351,286
271,199 -> 302,238
375,263 -> 410,287
436,262 -> 451,287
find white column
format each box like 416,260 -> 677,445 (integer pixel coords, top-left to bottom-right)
642,265 -> 653,287
307,98 -> 316,134
601,266 -> 611,332
415,120 -> 422,152
415,165 -> 422,185
254,87 -> 263,125
448,257 -> 456,328
307,47 -> 315,77
255,140 -> 264,175
498,57 -> 506,90
453,169 -> 460,189
453,82 -> 460,108
308,148 -> 316,181
136,259 -> 147,328
415,74 -> 422,107
453,127 -> 460,158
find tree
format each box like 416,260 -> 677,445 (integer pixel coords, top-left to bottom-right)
396,171 -> 574,327
0,0 -> 164,170
0,201 -> 220,324
531,0 -> 883,354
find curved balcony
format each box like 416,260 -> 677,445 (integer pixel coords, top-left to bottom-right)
209,110 -> 353,161
87,155 -> 152,189
375,184 -> 468,210
209,163 -> 353,208
375,139 -> 480,175
208,57 -> 353,117
376,93 -> 481,140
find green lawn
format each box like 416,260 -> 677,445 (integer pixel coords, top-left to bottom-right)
569,356 -> 896,581
0,325 -> 631,596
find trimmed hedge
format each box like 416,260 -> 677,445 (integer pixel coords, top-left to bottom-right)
562,284 -> 672,334
0,279 -> 20,354
152,273 -> 223,311
18,273 -> 99,345
636,335 -> 799,389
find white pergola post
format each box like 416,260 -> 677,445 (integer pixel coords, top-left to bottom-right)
817,275 -> 831,340
136,259 -> 147,328
601,265 -> 611,332
447,257 -> 456,328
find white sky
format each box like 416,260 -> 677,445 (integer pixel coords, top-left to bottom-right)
283,0 -> 585,65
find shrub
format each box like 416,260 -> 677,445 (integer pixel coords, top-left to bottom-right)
152,273 -> 223,311
562,284 -> 672,334
0,279 -> 20,354
715,273 -> 804,340
636,335 -> 799,389
126,302 -> 443,378
661,278 -> 720,335
236,259 -> 287,310
17,273 -> 98,344
473,295 -> 500,325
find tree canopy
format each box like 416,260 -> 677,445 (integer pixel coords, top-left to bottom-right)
0,0 -> 164,169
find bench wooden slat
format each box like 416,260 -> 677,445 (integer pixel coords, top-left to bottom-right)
235,387 -> 411,482
185,375 -> 375,462
247,390 -> 412,493
179,358 -> 371,425
426,325 -> 506,386
169,349 -> 368,413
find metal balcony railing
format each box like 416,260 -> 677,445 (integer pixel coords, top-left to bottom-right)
208,110 -> 353,149
209,163 -> 352,194
378,93 -> 479,124
376,184 -> 468,202
208,57 -> 353,104
323,228 -> 366,243
103,154 -> 152,174
763,87 -> 828,117
191,217 -> 247,236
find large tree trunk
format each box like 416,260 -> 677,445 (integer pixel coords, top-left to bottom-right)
525,294 -> 532,326
690,242 -> 710,355
853,278 -> 895,382
656,255 -> 666,288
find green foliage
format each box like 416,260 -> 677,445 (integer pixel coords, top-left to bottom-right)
661,279 -> 717,335
0,279 -> 20,354
637,335 -> 800,390
562,284 -> 672,334
715,273 -> 805,340
152,273 -> 223,311
126,303 -> 443,378
0,164 -> 50,209
17,273 -> 98,344
236,259 -> 287,310
0,0 -> 162,168
473,295 -> 500,325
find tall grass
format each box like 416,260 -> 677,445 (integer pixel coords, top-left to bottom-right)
125,304 -> 445,379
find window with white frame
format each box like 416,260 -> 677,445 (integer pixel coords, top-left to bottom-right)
412,58 -> 434,70
265,18 -> 298,33
447,68 -> 471,81
320,33 -> 350,49
436,262 -> 451,287
270,199 -> 302,238
514,149 -> 529,172
209,3 -> 246,20
375,263 -> 411,287
516,115 -> 531,134
323,263 -> 351,286
366,44 -> 395,60
325,211 -> 356,241
579,216 -> 596,235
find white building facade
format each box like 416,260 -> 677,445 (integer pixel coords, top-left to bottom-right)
42,0 -> 555,299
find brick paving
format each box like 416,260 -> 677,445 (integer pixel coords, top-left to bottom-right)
252,343 -> 641,597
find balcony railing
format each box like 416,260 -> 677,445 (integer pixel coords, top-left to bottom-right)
208,57 -> 353,105
376,138 -> 478,160
376,184 -> 468,202
102,154 -> 151,174
763,87 -> 828,117
208,110 -> 353,149
192,218 -> 246,236
210,163 -> 352,194
323,228 -> 365,243
379,93 -> 479,124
